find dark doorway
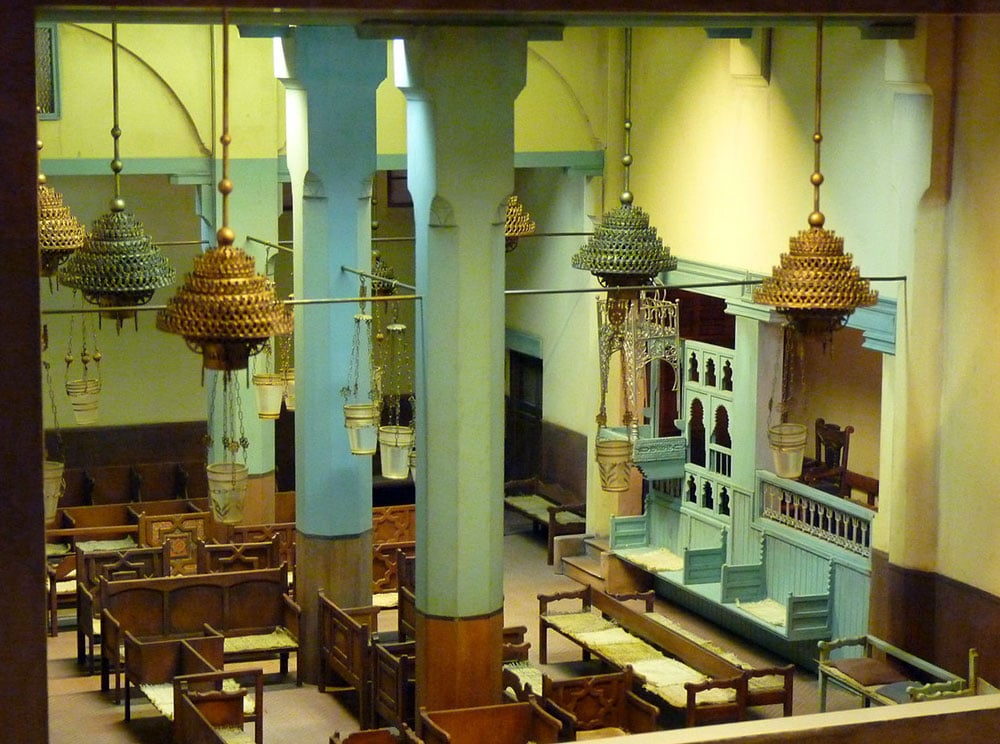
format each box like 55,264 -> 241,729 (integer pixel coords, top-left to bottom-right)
505,350 -> 543,481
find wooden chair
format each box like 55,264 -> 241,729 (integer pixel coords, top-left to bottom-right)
801,418 -> 854,496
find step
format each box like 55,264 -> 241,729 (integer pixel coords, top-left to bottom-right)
561,553 -> 606,592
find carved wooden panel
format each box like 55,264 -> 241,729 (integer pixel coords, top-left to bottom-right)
372,504 -> 416,543
138,512 -> 210,575
373,540 -> 416,593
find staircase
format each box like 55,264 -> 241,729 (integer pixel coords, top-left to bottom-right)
560,535 -> 652,594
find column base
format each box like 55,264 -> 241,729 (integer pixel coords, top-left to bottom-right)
416,606 -> 503,712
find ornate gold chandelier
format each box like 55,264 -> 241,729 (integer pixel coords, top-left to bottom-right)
571,29 -> 674,289
156,14 -> 292,371
754,18 -> 877,334
37,136 -> 85,278
58,23 -> 174,325
504,194 -> 535,252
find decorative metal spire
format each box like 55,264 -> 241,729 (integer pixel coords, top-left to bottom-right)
58,23 -> 174,325
754,18 -> 877,335
572,28 -> 675,287
156,14 -> 292,371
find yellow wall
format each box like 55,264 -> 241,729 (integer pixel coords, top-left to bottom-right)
936,16 -> 1000,593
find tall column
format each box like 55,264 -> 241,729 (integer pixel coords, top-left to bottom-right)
2,5 -> 47,741
396,27 -> 531,710
278,27 -> 386,684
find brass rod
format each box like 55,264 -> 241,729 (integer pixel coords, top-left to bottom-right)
247,235 -> 294,254
41,293 -> 422,315
341,265 -> 417,292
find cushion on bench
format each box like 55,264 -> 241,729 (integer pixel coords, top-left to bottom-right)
543,612 -> 616,635
77,537 -> 138,552
735,598 -> 787,627
216,727 -> 256,744
631,658 -> 734,707
642,612 -> 786,694
223,627 -> 297,654
618,547 -> 684,573
140,678 -> 254,720
828,657 -> 909,687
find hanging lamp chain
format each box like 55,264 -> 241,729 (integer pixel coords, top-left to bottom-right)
219,11 -> 232,242
110,22 -> 123,207
621,27 -> 633,206
810,17 -> 825,229
44,355 -> 64,462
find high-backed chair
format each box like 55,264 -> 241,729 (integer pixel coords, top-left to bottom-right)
801,418 -> 854,497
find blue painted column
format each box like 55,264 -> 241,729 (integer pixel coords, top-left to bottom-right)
278,27 -> 386,684
396,27 -> 533,709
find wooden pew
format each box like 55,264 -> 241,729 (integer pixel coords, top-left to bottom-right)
540,667 -> 659,738
317,590 -> 383,727
418,700 -> 562,744
538,585 -> 793,725
196,536 -> 283,574
100,565 -> 299,703
174,674 -> 263,744
373,640 -> 417,730
76,544 -> 171,673
122,626 -> 222,721
331,725 -> 424,744
504,477 -> 586,565
817,635 -> 974,711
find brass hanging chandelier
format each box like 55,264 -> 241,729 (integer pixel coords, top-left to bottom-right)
37,131 -> 85,278
571,29 -> 674,288
504,194 -> 536,252
58,23 -> 174,326
156,14 -> 292,371
754,18 -> 877,335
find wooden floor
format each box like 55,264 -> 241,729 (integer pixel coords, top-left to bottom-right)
46,513 -> 858,743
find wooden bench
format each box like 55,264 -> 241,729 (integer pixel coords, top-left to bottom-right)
417,700 -> 562,744
122,627 -> 264,744
100,565 -> 299,702
196,536 -> 283,574
538,584 -> 794,726
373,541 -> 416,596
719,541 -> 833,643
76,544 -> 171,673
331,726 -> 424,744
504,477 -> 586,565
817,635 -> 976,711
373,640 -> 417,730
611,513 -> 728,585
317,590 -> 384,727
540,667 -> 659,738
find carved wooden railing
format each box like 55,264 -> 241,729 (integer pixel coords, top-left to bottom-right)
758,472 -> 874,558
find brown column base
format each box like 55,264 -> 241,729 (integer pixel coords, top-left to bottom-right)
295,530 -> 373,686
416,606 -> 503,712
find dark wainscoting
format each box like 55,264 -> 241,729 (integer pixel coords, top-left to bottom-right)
869,548 -> 1000,686
45,420 -> 208,506
539,420 -> 588,500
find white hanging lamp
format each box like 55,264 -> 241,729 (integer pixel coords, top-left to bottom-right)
342,284 -> 379,456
